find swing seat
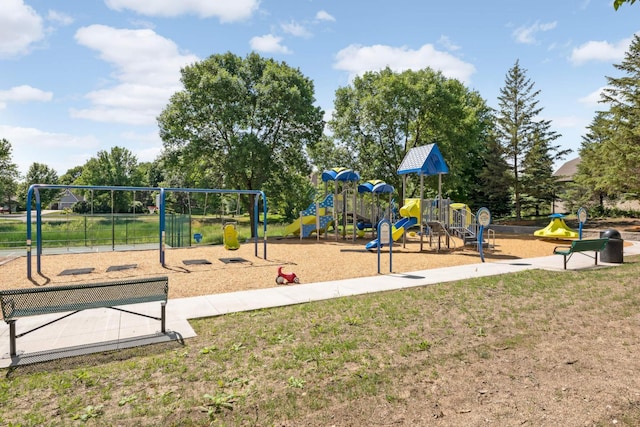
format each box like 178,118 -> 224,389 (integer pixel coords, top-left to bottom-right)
223,223 -> 240,250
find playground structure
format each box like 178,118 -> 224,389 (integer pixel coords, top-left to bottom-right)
25,184 -> 268,279
284,168 -> 398,242
388,143 -> 492,252
356,180 -> 396,238
534,213 -> 579,239
284,193 -> 335,239
365,198 -> 418,250
284,145 -> 492,254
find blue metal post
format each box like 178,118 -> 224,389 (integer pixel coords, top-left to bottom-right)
26,185 -> 33,279
159,188 -> 165,266
35,188 -> 42,274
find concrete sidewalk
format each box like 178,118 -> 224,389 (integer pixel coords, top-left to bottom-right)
2,241 -> 639,367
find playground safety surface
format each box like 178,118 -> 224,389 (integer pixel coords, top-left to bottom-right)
0,232 -> 630,299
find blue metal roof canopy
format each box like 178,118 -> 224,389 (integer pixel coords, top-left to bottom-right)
397,143 -> 449,176
321,168 -> 360,182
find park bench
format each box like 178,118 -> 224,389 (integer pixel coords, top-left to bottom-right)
553,238 -> 609,270
0,276 -> 169,357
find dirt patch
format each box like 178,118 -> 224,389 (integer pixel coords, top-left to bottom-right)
0,234 -> 570,298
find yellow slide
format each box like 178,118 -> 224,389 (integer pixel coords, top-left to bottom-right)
284,207 -> 328,237
284,216 -> 318,236
223,223 -> 240,250
366,199 -> 420,250
399,199 -> 420,220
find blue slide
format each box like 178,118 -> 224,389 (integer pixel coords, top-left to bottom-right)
365,216 -> 418,250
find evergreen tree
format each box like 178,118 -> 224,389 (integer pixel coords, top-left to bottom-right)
594,34 -> 640,197
470,133 -> 512,217
521,120 -> 569,216
573,112 -> 614,209
496,60 -> 557,219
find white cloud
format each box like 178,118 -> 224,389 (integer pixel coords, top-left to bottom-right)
0,125 -> 100,174
570,37 -> 631,65
281,21 -> 312,38
121,131 -> 163,162
73,25 -> 198,125
316,10 -> 335,22
512,21 -> 557,44
47,10 -> 74,26
437,35 -> 460,52
579,87 -> 607,106
104,0 -> 259,22
250,34 -> 292,54
0,85 -> 53,109
333,43 -> 476,83
0,0 -> 44,58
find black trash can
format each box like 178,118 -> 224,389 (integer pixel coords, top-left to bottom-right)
600,229 -> 624,263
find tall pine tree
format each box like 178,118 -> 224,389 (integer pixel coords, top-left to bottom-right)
495,60 -> 565,219
594,34 -> 640,197
521,120 -> 569,216
574,112 -> 614,208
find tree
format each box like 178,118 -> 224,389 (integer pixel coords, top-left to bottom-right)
470,133 -> 512,217
614,0 -> 637,10
520,122 -> 569,216
329,67 -> 492,203
589,34 -> 640,198
157,52 -> 324,233
0,138 -> 20,211
59,166 -> 84,185
19,162 -> 60,209
573,112 -> 614,209
495,60 -> 562,219
77,146 -> 143,213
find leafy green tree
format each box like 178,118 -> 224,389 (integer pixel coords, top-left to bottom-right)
0,138 -> 20,211
158,52 -> 324,233
329,67 -> 492,203
77,146 -> 143,213
495,60 -> 562,219
614,0 -> 637,10
307,134 -> 357,174
19,162 -> 60,209
59,166 -> 84,185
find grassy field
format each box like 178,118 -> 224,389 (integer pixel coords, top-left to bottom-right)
2,257 -> 640,425
0,213 -> 290,249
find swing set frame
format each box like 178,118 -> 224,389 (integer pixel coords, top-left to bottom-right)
25,184 -> 268,280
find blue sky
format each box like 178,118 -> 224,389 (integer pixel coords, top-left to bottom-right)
1,0 -> 639,177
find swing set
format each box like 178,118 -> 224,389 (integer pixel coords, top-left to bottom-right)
25,184 -> 268,280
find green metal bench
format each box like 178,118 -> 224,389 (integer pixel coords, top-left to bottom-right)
0,276 -> 169,357
553,238 -> 609,270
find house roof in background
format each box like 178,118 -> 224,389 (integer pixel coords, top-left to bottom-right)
553,157 -> 581,182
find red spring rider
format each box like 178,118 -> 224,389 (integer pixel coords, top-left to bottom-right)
276,266 -> 299,284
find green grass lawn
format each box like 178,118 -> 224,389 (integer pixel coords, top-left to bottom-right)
2,257 -> 640,425
0,213 -> 292,249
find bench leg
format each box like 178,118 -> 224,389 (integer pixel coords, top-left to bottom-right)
595,251 -> 598,266
8,320 -> 16,357
161,302 -> 166,334
564,255 -> 567,270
